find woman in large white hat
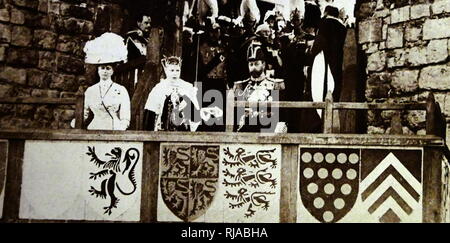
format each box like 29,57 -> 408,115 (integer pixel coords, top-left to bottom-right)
82,32 -> 131,130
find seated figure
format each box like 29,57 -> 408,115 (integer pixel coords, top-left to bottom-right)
143,56 -> 222,131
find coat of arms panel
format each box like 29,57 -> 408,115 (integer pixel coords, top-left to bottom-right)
19,141 -> 143,221
157,144 -> 281,223
297,146 -> 423,223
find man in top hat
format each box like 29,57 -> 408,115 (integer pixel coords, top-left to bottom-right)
232,43 -> 287,133
310,2 -> 347,106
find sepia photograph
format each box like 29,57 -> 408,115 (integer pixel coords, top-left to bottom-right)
0,0 -> 449,232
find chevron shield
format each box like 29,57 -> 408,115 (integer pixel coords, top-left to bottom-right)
360,149 -> 422,223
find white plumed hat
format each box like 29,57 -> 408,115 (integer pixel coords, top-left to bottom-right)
83,32 -> 128,64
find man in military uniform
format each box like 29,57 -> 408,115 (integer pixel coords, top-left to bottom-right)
126,14 -> 151,60
125,14 -> 151,89
232,43 -> 287,133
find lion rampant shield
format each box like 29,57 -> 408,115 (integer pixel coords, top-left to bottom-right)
299,148 -> 360,223
160,145 -> 219,222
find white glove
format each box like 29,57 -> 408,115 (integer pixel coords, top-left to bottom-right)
274,122 -> 288,133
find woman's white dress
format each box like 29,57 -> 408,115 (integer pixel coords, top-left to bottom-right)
84,81 -> 131,130
144,78 -> 199,131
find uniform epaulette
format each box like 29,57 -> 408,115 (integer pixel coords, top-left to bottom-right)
267,77 -> 284,83
235,78 -> 250,84
126,30 -> 142,37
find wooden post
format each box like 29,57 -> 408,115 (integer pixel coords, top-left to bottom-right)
390,112 -> 403,135
423,148 -> 443,223
74,95 -> 84,129
323,91 -> 333,134
2,140 -> 24,223
280,145 -> 298,223
225,90 -> 235,132
141,142 -> 160,222
130,28 -> 162,130
426,93 -> 437,136
426,92 -> 447,138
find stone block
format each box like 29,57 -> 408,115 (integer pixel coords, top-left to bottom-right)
432,0 -> 450,15
367,72 -> 391,86
423,17 -> 450,40
427,39 -> 448,64
38,0 -> 48,13
15,87 -> 31,97
391,6 -> 410,24
16,104 -> 34,117
358,18 -> 383,44
0,45 -> 6,62
56,35 -> 81,55
367,51 -> 386,72
368,126 -> 386,134
357,2 -> 377,20
0,8 -> 10,22
27,69 -> 48,88
11,25 -> 32,47
34,105 -> 53,121
419,65 -> 450,90
48,1 -> 60,15
406,110 -> 426,129
10,8 -> 25,24
50,73 -> 77,91
365,83 -> 391,100
365,43 -> 379,54
0,66 -> 27,84
12,0 -> 38,9
410,4 -> 431,19
57,54 -> 84,74
407,46 -> 427,66
60,3 -> 94,20
55,109 -> 74,121
6,48 -> 38,66
0,23 -> 11,43
405,24 -> 422,42
387,49 -> 407,68
387,26 -> 404,49
391,70 -> 419,93
38,51 -> 57,71
0,84 -> 14,97
56,17 -> 94,35
33,29 -> 57,50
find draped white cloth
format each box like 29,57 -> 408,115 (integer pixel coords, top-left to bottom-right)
311,51 -> 334,118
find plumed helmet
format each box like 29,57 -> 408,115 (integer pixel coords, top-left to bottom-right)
247,43 -> 265,62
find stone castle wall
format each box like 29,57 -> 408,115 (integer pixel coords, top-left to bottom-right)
1,0 -> 450,135
0,0 -> 128,129
357,0 -> 450,139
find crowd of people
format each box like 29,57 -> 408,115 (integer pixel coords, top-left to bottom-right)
80,0 -> 355,133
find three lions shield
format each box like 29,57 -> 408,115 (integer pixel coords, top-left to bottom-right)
160,145 -> 219,222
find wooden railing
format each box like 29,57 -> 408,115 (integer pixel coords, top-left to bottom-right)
0,97 -> 84,129
226,91 -> 447,139
0,91 -> 446,140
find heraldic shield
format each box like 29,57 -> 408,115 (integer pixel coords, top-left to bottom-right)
160,145 -> 219,222
299,148 -> 360,223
